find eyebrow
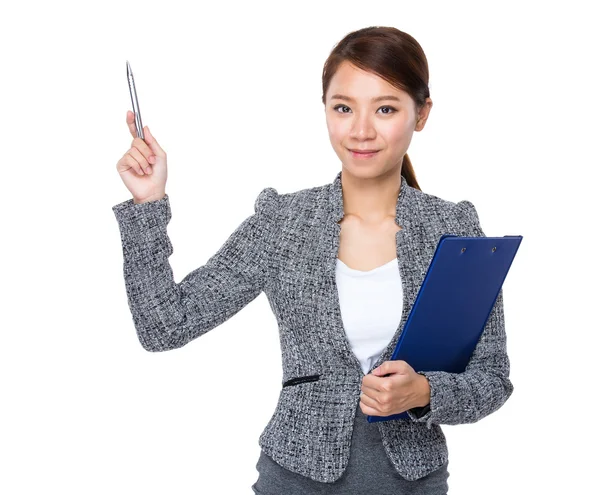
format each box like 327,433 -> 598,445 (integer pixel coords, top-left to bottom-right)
330,94 -> 402,103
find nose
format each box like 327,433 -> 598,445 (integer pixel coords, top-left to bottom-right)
349,112 -> 376,140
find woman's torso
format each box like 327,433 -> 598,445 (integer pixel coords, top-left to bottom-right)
252,213 -> 450,493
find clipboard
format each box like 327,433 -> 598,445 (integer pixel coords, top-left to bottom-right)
367,233 -> 523,423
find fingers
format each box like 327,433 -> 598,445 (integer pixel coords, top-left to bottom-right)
143,126 -> 165,157
126,110 -> 138,139
127,146 -> 153,175
121,152 -> 144,176
130,135 -> 154,163
126,110 -> 165,158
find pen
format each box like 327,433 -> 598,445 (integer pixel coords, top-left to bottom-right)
126,60 -> 144,140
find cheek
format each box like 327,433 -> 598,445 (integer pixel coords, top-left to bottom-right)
383,122 -> 412,145
327,122 -> 347,143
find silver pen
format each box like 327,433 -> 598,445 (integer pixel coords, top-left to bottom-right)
126,60 -> 144,140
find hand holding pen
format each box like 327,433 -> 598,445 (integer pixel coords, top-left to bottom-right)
116,61 -> 168,204
116,112 -> 168,204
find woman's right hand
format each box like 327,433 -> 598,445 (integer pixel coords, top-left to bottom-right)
116,110 -> 168,204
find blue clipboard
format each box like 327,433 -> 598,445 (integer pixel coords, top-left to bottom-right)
367,233 -> 523,423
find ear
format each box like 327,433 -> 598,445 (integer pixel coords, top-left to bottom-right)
415,98 -> 433,131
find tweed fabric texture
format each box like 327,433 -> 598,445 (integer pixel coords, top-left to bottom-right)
112,171 -> 513,483
252,402 -> 450,494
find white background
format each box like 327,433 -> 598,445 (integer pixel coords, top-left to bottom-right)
2,0 -> 598,493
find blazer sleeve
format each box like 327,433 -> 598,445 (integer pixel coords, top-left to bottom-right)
112,187 -> 280,352
406,200 -> 514,428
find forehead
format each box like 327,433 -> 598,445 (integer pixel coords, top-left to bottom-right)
327,61 -> 409,102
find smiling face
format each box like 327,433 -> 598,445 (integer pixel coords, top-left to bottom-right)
324,61 -> 432,179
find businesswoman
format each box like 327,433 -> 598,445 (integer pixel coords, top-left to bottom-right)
113,26 -> 514,494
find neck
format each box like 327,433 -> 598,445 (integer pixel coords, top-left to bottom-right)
341,168 -> 402,223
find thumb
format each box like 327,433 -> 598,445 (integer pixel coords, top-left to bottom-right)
372,362 -> 388,376
144,126 -> 166,157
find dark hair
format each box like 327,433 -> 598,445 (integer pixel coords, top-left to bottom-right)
321,26 -> 431,191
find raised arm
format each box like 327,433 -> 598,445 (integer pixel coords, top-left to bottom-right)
407,200 -> 514,427
112,187 -> 280,352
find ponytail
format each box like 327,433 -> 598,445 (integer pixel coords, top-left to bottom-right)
401,153 -> 422,191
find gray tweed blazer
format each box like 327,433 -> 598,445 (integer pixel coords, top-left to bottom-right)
112,171 -> 513,482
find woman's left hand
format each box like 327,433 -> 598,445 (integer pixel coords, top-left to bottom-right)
359,360 -> 431,416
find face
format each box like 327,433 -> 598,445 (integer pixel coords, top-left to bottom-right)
324,60 -> 432,180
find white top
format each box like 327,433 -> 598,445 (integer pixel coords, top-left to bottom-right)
336,257 -> 404,375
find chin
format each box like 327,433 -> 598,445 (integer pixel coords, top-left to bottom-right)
341,163 -> 387,180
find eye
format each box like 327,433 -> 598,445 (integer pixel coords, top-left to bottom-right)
378,106 -> 397,115
333,104 -> 351,113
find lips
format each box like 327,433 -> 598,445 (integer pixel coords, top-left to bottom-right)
348,148 -> 380,159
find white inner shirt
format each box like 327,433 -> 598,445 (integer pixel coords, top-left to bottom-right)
336,257 -> 404,375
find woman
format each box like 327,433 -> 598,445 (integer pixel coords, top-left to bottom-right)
113,26 -> 513,494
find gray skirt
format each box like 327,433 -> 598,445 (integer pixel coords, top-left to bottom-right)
252,402 -> 449,494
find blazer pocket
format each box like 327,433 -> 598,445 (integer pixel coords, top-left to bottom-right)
282,374 -> 321,388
